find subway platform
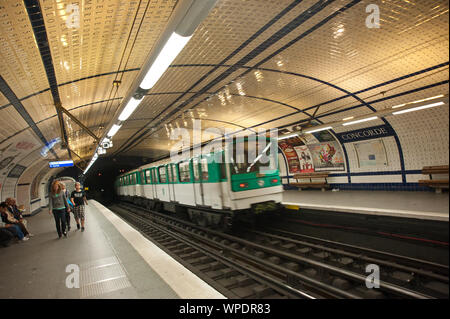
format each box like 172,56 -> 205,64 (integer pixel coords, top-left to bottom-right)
0,200 -> 225,299
282,190 -> 449,222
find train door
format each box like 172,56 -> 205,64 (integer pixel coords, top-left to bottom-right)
138,170 -> 145,197
177,161 -> 196,206
193,158 -> 204,206
151,168 -> 158,199
125,175 -> 129,196
199,156 -> 223,209
168,164 -> 176,202
144,169 -> 153,199
157,165 -> 169,202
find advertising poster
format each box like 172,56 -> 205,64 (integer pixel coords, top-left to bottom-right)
0,131 -> 40,177
309,141 -> 345,171
293,145 -> 314,173
354,139 -> 388,168
278,136 -> 303,174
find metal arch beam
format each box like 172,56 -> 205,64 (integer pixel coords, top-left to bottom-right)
0,69 -> 140,111
57,106 -> 100,143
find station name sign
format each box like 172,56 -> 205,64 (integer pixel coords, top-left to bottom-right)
336,124 -> 395,143
49,160 -> 74,168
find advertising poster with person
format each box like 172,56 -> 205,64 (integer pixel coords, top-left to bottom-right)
309,141 -> 345,171
278,136 -> 303,174
294,145 -> 314,173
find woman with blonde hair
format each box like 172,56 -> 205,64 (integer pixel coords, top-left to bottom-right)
49,180 -> 71,238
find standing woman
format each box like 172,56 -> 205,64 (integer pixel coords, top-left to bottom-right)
49,180 -> 71,238
61,183 -> 73,231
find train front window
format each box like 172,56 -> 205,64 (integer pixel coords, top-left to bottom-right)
230,140 -> 276,175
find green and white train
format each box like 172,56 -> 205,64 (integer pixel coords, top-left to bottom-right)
115,137 -> 283,229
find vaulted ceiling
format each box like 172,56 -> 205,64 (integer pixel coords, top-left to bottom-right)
0,0 -> 448,172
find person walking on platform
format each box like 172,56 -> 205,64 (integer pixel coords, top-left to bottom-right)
61,183 -> 73,231
49,181 -> 71,238
71,182 -> 88,232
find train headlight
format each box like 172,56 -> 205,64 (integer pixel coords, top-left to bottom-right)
257,180 -> 265,187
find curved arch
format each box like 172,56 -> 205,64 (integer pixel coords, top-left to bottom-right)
0,68 -> 139,110
170,63 -> 375,113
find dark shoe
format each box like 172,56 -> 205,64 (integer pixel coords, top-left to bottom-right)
77,224 -> 80,230
81,227 -> 85,232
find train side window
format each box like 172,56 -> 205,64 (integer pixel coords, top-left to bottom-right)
193,159 -> 200,181
140,171 -> 145,184
159,167 -> 167,183
179,162 -> 190,182
200,158 -> 209,181
145,170 -> 151,184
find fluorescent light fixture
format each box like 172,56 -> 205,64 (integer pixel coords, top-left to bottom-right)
392,102 -> 444,115
140,32 -> 192,90
277,134 -> 298,140
107,124 -> 122,137
411,95 -> 444,104
118,97 -> 142,121
392,95 -> 445,109
83,151 -> 99,174
342,116 -> 378,126
304,126 -> 333,134
342,116 -> 354,121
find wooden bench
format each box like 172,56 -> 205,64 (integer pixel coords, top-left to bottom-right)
418,165 -> 449,193
291,172 -> 330,192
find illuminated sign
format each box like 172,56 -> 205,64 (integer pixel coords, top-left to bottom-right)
336,125 -> 395,143
49,160 -> 74,168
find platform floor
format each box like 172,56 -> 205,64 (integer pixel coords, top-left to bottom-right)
282,190 -> 449,222
0,200 -> 225,299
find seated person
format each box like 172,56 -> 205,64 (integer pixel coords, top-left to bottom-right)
0,217 -> 25,242
6,198 -> 33,236
0,202 -> 29,240
6,198 -> 23,220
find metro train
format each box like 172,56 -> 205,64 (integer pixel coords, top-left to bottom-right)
115,137 -> 283,229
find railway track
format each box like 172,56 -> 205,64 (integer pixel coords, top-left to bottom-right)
112,202 -> 449,299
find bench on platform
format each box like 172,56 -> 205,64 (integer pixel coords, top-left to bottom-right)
291,172 -> 330,192
418,165 -> 448,193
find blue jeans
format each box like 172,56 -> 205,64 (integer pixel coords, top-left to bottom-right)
6,224 -> 24,240
53,209 -> 67,237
